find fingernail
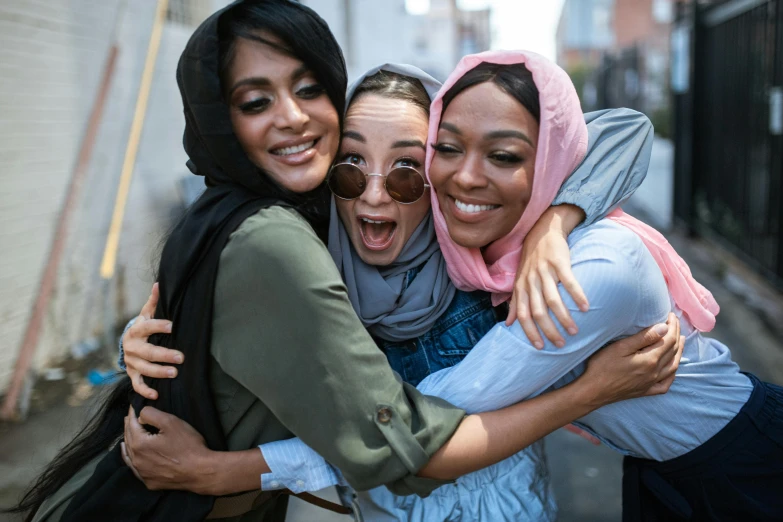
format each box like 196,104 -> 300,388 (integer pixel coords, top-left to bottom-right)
555,340 -> 565,348
534,341 -> 544,349
654,324 -> 668,336
579,303 -> 589,312
173,353 -> 183,364
165,322 -> 173,332
567,326 -> 578,335
167,369 -> 176,378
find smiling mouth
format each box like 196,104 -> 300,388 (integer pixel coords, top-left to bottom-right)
358,217 -> 397,250
270,139 -> 319,156
454,198 -> 499,214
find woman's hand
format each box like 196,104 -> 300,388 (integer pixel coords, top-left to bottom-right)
579,313 -> 684,408
507,205 -> 589,349
123,283 -> 183,400
122,406 -> 215,494
121,407 -> 270,496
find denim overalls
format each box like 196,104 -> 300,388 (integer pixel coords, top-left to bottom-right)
375,285 -> 501,387
352,268 -> 557,522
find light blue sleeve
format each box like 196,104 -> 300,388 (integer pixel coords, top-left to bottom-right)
117,318 -> 136,371
259,439 -> 341,493
416,223 -> 666,414
553,109 -> 654,228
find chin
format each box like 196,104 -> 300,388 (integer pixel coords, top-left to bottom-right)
356,248 -> 397,267
445,223 -> 489,249
276,168 -> 328,193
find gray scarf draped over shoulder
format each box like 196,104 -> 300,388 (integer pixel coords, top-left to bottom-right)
327,64 -> 456,342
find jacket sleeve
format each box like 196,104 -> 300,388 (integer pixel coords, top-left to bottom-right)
553,108 -> 654,227
210,207 -> 465,495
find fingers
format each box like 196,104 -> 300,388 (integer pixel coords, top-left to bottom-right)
644,373 -> 676,396
556,262 -> 589,313
541,265 -> 577,336
505,296 -> 517,327
128,320 -> 174,343
130,371 -> 159,400
514,286 -> 544,349
644,334 -> 684,397
121,442 -> 147,485
528,275 -> 565,348
138,406 -> 175,433
139,283 -> 160,320
125,339 -> 182,365
127,355 -> 178,380
620,322 -> 670,355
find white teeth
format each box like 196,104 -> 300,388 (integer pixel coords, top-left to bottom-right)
454,199 -> 498,213
360,217 -> 391,224
272,140 -> 315,156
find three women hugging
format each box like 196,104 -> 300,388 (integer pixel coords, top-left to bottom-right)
12,1 -> 782,521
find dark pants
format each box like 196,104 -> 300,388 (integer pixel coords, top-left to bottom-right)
622,374 -> 783,522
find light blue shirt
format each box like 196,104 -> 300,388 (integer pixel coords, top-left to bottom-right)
259,220 -> 753,492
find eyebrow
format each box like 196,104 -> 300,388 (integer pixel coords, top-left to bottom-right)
342,130 -> 365,143
439,122 -> 462,135
229,65 -> 311,96
485,129 -> 534,146
391,139 -> 426,150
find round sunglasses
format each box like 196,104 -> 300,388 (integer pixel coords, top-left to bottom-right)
327,163 -> 430,204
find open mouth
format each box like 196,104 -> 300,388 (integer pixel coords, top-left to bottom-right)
358,216 -> 397,251
270,138 -> 319,156
454,198 -> 499,214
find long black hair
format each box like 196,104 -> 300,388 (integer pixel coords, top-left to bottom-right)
441,62 -> 541,123
10,2 -> 346,520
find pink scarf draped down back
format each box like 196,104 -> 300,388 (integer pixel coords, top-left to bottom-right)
426,50 -> 719,332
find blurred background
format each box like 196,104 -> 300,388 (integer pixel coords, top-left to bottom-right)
0,0 -> 781,520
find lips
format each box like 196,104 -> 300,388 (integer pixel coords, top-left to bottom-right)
446,196 -> 500,223
270,138 -> 318,156
358,216 -> 397,251
454,198 -> 499,213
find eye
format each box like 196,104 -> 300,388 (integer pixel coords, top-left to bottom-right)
238,98 -> 270,114
489,151 -> 523,164
297,84 -> 325,100
431,143 -> 461,155
339,152 -> 364,166
393,157 -> 421,169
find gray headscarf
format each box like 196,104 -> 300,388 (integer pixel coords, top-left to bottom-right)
328,64 -> 456,342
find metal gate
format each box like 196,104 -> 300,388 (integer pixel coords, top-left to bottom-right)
674,0 -> 783,287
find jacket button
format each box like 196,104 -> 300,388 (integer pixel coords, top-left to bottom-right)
377,407 -> 392,424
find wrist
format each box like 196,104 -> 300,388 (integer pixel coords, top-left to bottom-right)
569,377 -> 607,413
551,204 -> 585,236
192,449 -> 225,496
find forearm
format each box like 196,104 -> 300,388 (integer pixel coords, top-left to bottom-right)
541,204 -> 585,237
419,379 -> 599,480
193,448 -> 270,496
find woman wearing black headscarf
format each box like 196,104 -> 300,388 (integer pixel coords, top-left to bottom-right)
12,2 -> 682,522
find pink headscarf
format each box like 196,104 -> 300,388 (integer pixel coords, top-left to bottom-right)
426,50 -> 719,331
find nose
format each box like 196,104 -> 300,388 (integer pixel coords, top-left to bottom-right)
360,173 -> 393,207
452,152 -> 488,191
273,93 -> 309,132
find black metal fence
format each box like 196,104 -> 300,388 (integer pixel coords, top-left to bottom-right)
674,0 -> 783,288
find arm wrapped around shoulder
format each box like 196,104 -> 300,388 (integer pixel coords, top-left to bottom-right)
211,207 -> 465,494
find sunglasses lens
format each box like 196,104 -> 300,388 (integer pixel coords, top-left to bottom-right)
386,168 -> 426,203
328,164 -> 366,199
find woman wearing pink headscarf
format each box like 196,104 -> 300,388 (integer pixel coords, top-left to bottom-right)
421,50 -> 783,521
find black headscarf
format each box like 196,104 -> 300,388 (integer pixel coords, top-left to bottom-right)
62,1 -> 347,520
